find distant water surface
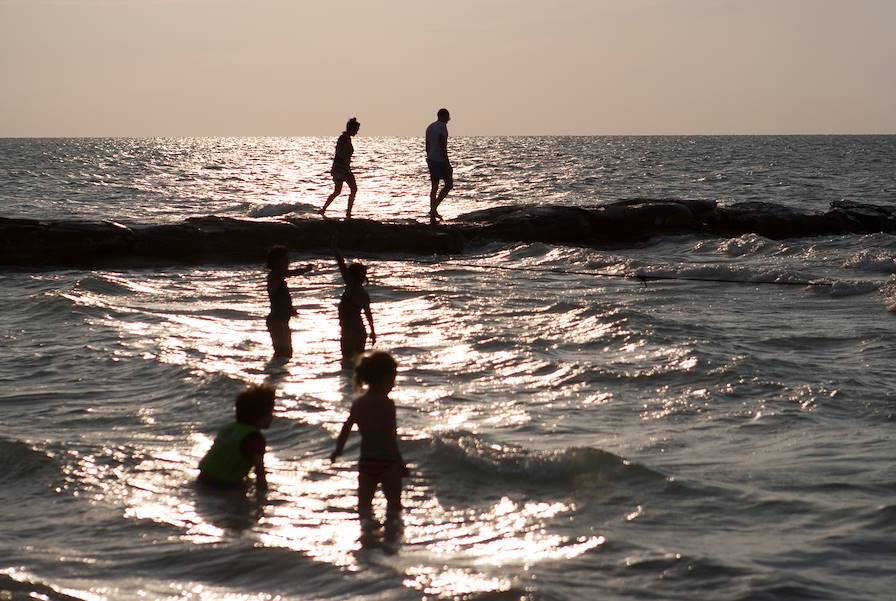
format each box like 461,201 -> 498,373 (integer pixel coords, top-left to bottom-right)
1,137 -> 895,601
2,136 -> 894,223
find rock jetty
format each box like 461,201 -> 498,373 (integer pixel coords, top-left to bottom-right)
2,199 -> 894,267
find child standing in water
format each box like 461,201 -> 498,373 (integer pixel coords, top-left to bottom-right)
266,245 -> 312,359
198,384 -> 276,493
333,246 -> 376,365
331,351 -> 408,528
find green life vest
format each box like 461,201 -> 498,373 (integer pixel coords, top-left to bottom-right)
198,421 -> 261,484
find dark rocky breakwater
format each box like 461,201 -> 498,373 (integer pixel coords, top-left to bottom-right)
2,199 -> 895,267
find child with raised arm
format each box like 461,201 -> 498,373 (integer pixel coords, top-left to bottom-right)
198,384 -> 275,493
333,246 -> 375,365
266,245 -> 312,359
330,351 -> 408,529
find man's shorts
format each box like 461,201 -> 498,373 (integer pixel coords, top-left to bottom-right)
427,160 -> 453,186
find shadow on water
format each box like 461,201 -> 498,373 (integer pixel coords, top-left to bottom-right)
192,481 -> 267,534
262,356 -> 290,386
357,516 -> 404,557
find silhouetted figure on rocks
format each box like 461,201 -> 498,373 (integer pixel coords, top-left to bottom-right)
321,117 -> 361,219
425,108 -> 453,224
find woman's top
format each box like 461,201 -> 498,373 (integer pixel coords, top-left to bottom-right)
331,133 -> 354,176
267,271 -> 294,321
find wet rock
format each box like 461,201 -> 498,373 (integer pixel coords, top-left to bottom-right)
828,200 -> 896,233
456,204 -> 595,243
0,217 -> 135,265
130,222 -> 205,262
284,217 -> 464,254
588,199 -> 707,241
705,202 -> 827,239
3,199 -> 896,267
455,199 -> 715,243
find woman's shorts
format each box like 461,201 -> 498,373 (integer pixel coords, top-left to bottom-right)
331,169 -> 356,187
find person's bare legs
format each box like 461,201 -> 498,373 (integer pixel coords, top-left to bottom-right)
358,471 -> 378,526
321,180 -> 343,215
431,182 -> 452,223
382,464 -> 403,516
429,180 -> 440,223
267,318 -> 293,359
345,180 -> 358,219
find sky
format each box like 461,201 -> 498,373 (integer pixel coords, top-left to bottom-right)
1,0 -> 895,136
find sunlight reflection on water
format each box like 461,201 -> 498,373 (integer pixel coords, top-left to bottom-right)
6,136 -> 896,600
50,254 -> 665,598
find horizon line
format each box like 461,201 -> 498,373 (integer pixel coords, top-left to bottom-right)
3,132 -> 896,140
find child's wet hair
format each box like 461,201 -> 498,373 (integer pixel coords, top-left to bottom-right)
354,351 -> 397,388
266,245 -> 288,270
235,384 -> 276,423
347,262 -> 368,284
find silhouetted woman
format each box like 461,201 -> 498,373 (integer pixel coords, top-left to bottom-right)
320,117 -> 360,219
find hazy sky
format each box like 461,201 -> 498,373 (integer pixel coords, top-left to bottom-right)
2,0 -> 894,136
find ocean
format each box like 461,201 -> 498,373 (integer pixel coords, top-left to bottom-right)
1,136 -> 894,600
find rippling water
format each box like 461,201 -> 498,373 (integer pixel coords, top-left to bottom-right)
1,137 -> 895,600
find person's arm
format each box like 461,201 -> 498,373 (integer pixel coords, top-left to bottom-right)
254,454 -> 267,491
387,401 -> 409,477
241,433 -> 268,492
330,413 -> 356,462
333,245 -> 348,284
440,132 -> 449,168
362,292 -> 376,344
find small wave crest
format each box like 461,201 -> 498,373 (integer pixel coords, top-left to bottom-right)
424,432 -> 664,488
821,279 -> 881,298
879,278 -> 896,311
865,503 -> 896,529
71,274 -> 134,296
246,201 -> 320,218
717,233 -> 776,257
633,263 -> 879,297
0,438 -> 58,486
0,573 -> 85,601
843,249 -> 896,274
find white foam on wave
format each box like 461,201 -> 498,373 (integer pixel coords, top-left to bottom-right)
821,279 -> 881,298
246,201 -> 320,218
633,262 -> 758,284
717,233 -> 775,257
631,263 -> 879,297
878,277 -> 896,310
842,249 -> 896,274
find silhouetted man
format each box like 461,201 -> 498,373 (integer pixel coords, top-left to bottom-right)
425,108 -> 452,223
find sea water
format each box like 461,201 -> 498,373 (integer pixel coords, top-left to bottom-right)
1,137 -> 894,600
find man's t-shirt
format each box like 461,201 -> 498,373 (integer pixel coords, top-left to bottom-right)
425,120 -> 449,162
